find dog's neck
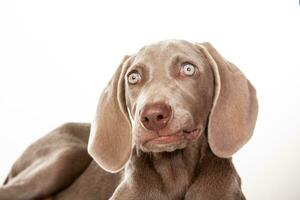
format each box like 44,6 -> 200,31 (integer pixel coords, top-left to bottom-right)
128,133 -> 209,198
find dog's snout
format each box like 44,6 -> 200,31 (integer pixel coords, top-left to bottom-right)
140,103 -> 172,131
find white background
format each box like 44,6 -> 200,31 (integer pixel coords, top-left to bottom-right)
0,0 -> 299,199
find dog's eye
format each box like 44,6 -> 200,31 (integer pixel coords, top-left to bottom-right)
128,71 -> 141,84
182,63 -> 195,76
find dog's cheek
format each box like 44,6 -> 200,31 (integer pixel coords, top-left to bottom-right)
132,122 -> 148,147
131,125 -> 141,147
172,107 -> 195,129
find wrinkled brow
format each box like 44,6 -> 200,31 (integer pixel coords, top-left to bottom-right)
125,63 -> 147,76
169,54 -> 204,72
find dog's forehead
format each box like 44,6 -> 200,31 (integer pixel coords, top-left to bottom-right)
133,40 -> 200,66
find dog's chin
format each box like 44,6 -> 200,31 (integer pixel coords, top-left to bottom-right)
139,129 -> 201,153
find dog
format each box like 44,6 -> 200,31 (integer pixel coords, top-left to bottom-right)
0,40 -> 258,200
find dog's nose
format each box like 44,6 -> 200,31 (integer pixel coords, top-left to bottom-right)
140,103 -> 172,131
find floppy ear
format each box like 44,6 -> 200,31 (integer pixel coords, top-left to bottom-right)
88,56 -> 132,173
197,42 -> 258,158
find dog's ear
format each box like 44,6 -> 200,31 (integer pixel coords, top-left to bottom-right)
197,42 -> 258,158
88,56 -> 132,173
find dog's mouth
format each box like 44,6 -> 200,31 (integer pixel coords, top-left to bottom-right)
144,128 -> 201,146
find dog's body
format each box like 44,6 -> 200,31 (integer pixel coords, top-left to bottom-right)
0,40 -> 258,200
1,123 -> 121,200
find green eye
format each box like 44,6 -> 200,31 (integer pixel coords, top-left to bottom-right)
128,72 -> 141,84
182,63 -> 195,76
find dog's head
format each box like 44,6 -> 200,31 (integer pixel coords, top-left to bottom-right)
88,40 -> 258,173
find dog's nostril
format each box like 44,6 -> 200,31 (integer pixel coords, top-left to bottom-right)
157,115 -> 164,120
143,117 -> 149,123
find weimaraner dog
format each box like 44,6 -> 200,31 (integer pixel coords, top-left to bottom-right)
0,40 -> 258,200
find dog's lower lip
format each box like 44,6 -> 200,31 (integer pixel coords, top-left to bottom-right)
183,129 -> 200,140
146,129 -> 200,144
